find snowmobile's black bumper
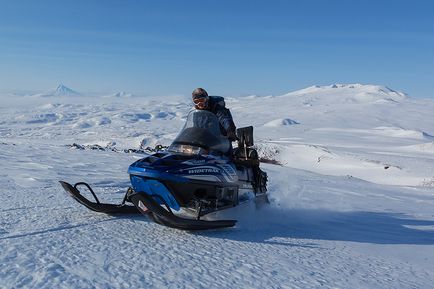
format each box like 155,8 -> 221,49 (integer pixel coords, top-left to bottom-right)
128,191 -> 237,230
59,181 -> 139,214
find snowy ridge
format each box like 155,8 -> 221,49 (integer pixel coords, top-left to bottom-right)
1,84 -> 434,288
282,83 -> 407,104
102,91 -> 135,98
264,118 -> 299,127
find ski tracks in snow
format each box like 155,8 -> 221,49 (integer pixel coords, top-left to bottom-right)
1,167 -> 434,288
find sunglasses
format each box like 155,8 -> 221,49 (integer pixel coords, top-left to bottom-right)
193,97 -> 208,109
193,97 -> 207,103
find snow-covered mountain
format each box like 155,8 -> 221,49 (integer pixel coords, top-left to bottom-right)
32,84 -> 81,97
283,83 -> 407,103
1,84 -> 434,288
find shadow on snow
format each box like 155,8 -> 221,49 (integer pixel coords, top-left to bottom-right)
199,206 -> 434,246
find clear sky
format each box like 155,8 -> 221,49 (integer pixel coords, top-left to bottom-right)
0,0 -> 433,97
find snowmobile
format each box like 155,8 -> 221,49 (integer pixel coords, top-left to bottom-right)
59,109 -> 268,230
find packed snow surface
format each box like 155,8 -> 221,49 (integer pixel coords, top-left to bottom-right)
1,84 -> 434,288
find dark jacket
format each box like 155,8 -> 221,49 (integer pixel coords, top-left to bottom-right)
206,96 -> 237,140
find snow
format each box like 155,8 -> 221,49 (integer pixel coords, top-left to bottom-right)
102,91 -> 135,98
283,84 -> 407,104
1,84 -> 434,288
264,118 -> 299,127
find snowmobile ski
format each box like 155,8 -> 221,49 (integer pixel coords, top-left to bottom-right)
59,181 -> 140,215
60,180 -> 236,230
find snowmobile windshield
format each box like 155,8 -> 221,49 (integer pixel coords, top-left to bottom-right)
169,110 -> 230,155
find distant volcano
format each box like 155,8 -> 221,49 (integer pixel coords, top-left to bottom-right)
33,84 -> 81,97
52,84 -> 80,96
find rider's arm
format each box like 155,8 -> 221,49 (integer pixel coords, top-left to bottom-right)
215,100 -> 237,141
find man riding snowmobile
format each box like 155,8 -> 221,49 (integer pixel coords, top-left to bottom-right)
191,88 -> 237,142
191,88 -> 265,189
58,88 -> 267,230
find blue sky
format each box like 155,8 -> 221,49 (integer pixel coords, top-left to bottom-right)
0,0 -> 433,97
